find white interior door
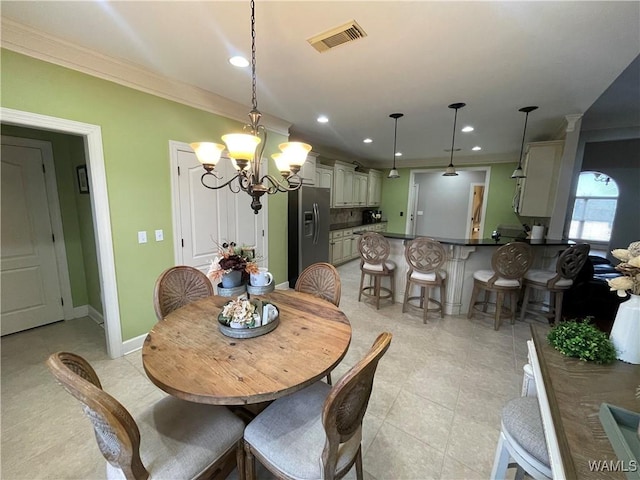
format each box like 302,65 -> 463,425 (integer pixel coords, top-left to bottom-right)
406,183 -> 419,235
172,142 -> 266,273
1,141 -> 64,335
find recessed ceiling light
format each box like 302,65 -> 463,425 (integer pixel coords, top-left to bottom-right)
229,56 -> 249,67
317,115 -> 329,123
462,126 -> 474,133
395,152 -> 402,157
363,138 -> 373,144
472,146 -> 482,151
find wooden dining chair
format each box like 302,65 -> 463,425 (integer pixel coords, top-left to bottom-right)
295,262 -> 342,307
467,242 -> 533,330
243,332 -> 392,480
46,351 -> 245,480
519,243 -> 590,325
295,262 -> 342,385
153,265 -> 214,320
402,237 -> 448,323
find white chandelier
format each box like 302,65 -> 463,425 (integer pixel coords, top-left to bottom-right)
190,0 -> 311,214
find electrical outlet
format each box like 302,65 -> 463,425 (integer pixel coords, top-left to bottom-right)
138,231 -> 147,244
155,229 -> 164,241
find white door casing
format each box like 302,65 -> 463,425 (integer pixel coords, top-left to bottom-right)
1,137 -> 66,335
170,141 -> 267,275
1,107 -> 123,358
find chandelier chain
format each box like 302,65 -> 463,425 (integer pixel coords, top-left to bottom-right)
449,108 -> 458,166
250,0 -> 257,111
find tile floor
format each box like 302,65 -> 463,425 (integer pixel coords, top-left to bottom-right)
1,261 -> 546,479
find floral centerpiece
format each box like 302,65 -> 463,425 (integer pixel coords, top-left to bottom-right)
607,241 -> 640,296
220,297 -> 258,328
207,242 -> 259,287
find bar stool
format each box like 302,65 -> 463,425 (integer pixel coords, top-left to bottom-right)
467,242 -> 533,330
402,237 -> 447,323
358,232 -> 396,309
520,243 -> 590,325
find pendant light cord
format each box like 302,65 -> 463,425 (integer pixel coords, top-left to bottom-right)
392,116 -> 398,168
449,108 -> 459,167
518,110 -> 530,166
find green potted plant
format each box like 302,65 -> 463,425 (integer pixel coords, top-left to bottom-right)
547,317 -> 617,364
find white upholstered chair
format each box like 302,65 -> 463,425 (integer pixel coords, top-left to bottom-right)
47,351 -> 245,480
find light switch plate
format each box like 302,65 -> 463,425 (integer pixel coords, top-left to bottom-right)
138,231 -> 147,244
155,229 -> 164,241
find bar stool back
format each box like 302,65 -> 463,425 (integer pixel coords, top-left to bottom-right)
357,232 -> 396,309
520,243 -> 590,324
467,242 -> 533,330
402,237 -> 447,323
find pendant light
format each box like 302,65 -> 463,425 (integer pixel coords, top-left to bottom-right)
388,113 -> 403,179
511,106 -> 538,179
443,103 -> 465,177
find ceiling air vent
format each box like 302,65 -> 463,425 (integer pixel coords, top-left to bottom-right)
307,20 -> 367,53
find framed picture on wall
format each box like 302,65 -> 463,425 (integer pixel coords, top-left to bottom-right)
76,165 -> 89,194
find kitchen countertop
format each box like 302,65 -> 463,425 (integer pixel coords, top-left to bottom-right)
352,230 -> 576,246
330,221 -> 387,231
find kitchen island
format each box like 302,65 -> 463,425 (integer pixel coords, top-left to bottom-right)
356,231 -> 575,315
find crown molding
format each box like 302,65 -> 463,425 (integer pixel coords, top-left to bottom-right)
1,19 -> 291,136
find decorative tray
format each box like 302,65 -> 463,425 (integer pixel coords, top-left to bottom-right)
217,298 -> 279,339
599,403 -> 640,479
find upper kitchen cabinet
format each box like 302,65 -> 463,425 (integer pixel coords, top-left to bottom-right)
315,164 -> 334,207
353,172 -> 368,207
333,161 -> 356,207
367,169 -> 382,207
513,140 -> 564,217
296,152 -> 317,185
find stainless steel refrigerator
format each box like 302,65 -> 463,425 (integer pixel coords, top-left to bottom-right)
288,186 -> 331,287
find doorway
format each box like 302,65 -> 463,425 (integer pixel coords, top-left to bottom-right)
1,107 -> 123,358
466,183 -> 486,240
407,167 -> 490,239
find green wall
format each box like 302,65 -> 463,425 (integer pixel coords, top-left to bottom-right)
1,49 -> 288,341
380,164 -> 522,235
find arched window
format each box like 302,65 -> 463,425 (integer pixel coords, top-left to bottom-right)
569,171 -> 619,243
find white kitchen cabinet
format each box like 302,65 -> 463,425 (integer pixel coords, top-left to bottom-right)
296,152 -> 317,185
513,141 -> 564,218
367,170 -> 382,207
333,161 -> 356,207
330,230 -> 344,265
316,164 -> 334,207
354,172 -> 368,206
342,229 -> 353,259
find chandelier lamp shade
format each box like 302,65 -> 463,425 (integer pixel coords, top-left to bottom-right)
190,0 -> 311,214
511,106 -> 538,179
443,102 -> 465,177
388,113 -> 404,179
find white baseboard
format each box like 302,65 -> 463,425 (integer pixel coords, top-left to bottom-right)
72,305 -> 89,318
122,333 -> 147,356
275,281 -> 291,290
88,305 -> 104,325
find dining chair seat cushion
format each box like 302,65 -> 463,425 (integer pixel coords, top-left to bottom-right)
106,396 -> 244,480
473,270 -> 521,287
524,269 -> 573,288
502,396 -> 550,468
244,381 -> 362,480
363,260 -> 396,272
410,270 -> 447,282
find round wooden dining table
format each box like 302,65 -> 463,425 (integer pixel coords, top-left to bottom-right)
142,289 -> 352,405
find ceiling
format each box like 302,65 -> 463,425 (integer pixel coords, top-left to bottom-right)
2,1 -> 639,169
